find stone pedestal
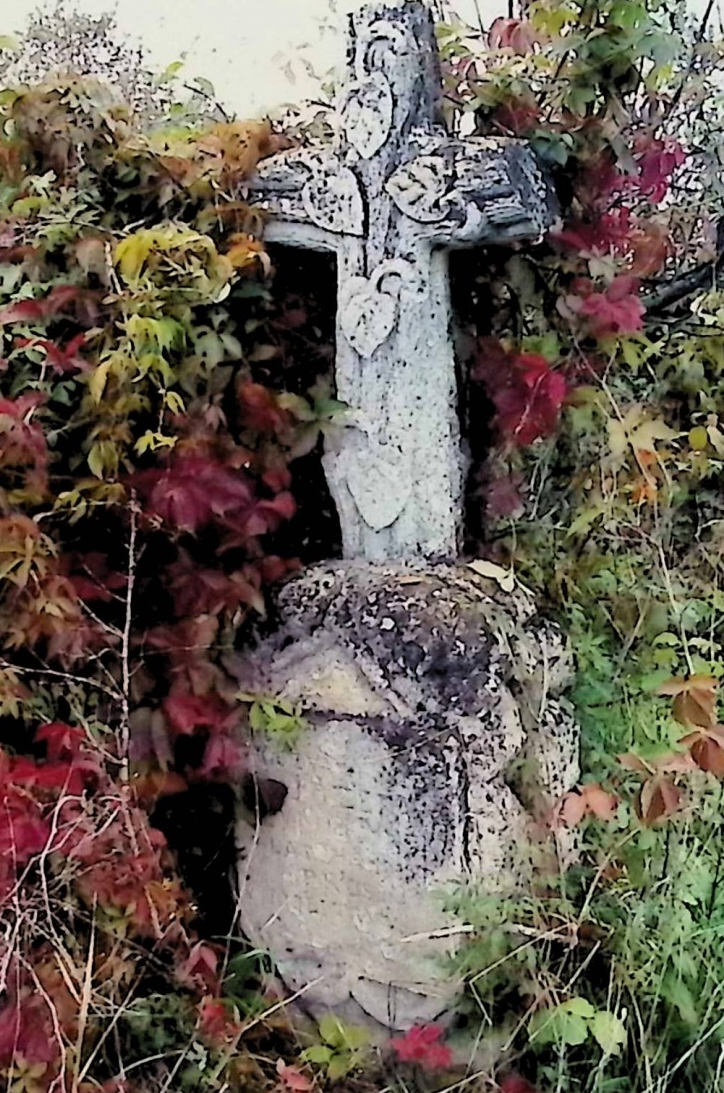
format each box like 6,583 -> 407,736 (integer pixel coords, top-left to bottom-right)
234,563 -> 578,1033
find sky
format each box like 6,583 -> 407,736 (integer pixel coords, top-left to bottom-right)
4,0 -> 721,118
4,0 -> 508,116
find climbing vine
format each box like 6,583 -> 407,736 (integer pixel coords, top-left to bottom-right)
439,2 -> 724,1090
4,1 -> 724,1091
0,60 -> 347,1093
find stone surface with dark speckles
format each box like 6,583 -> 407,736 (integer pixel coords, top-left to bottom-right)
233,562 -> 579,1034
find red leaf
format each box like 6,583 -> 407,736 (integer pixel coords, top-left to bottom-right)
17,332 -> 90,374
499,1075 -> 540,1093
167,553 -> 254,617
134,455 -> 253,533
565,275 -> 645,339
0,783 -> 50,867
389,1025 -> 453,1071
0,284 -> 91,326
0,989 -> 59,1069
276,1060 -> 313,1093
553,210 -> 634,255
688,735 -> 724,778
177,942 -> 220,994
35,722 -> 86,762
558,791 -> 587,828
475,343 -> 568,447
657,675 -> 718,728
633,135 -> 686,202
680,725 -> 724,778
556,783 -> 617,827
492,97 -> 542,136
163,693 -> 235,736
198,996 -> 241,1045
0,298 -> 46,323
488,17 -> 538,53
197,735 -> 246,783
639,775 -> 683,825
484,471 -> 525,518
63,551 -> 127,603
0,392 -> 48,479
238,380 -> 291,435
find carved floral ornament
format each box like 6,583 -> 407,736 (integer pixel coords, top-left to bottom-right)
291,147 -> 523,247
339,258 -> 417,359
340,13 -> 435,161
353,18 -> 419,100
300,158 -> 365,236
337,431 -> 412,530
342,79 -> 394,159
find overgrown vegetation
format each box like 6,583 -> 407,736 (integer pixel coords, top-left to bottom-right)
4,0 -> 724,1091
439,1 -> 724,1090
0,28 -> 349,1093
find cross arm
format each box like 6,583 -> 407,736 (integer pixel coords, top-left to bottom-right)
385,137 -> 558,247
249,148 -> 365,242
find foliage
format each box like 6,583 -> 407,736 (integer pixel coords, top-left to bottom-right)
300,1016 -> 372,1083
0,40 -> 346,1089
437,0 -> 724,1090
7,0 -> 724,1090
0,1 -> 220,126
388,1025 -> 453,1073
240,693 -> 310,750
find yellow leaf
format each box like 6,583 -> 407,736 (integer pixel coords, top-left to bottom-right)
165,390 -> 185,415
134,431 -> 155,456
88,359 -> 112,404
467,559 -> 515,592
629,418 -> 679,453
608,406 -> 678,463
689,425 -> 709,450
87,443 -> 106,479
115,234 -> 151,283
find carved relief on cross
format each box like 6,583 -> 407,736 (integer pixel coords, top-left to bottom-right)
250,0 -> 556,562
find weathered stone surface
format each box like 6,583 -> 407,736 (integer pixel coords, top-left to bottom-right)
234,564 -> 579,1032
249,0 -> 557,562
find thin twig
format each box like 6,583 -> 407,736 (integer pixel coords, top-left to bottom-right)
119,494 -> 138,781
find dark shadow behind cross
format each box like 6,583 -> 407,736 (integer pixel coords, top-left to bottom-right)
250,0 -> 556,562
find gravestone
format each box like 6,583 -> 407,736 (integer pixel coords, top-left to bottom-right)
236,0 -> 578,1036
250,0 -> 555,560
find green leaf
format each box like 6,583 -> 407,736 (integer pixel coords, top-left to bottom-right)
157,60 -> 185,85
340,1024 -> 371,1050
530,997 -> 596,1047
327,1056 -> 352,1082
319,1013 -> 345,1047
0,34 -> 20,50
191,76 -> 216,99
590,1011 -> 627,1056
621,338 -> 643,369
662,973 -> 698,1026
301,1045 -> 333,1065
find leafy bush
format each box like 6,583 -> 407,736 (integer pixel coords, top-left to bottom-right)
0,56 -> 341,1091
437,1 -> 724,1090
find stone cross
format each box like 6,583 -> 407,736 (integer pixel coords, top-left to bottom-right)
250,0 -> 556,561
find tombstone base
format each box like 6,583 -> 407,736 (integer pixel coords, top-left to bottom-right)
232,562 -> 578,1033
